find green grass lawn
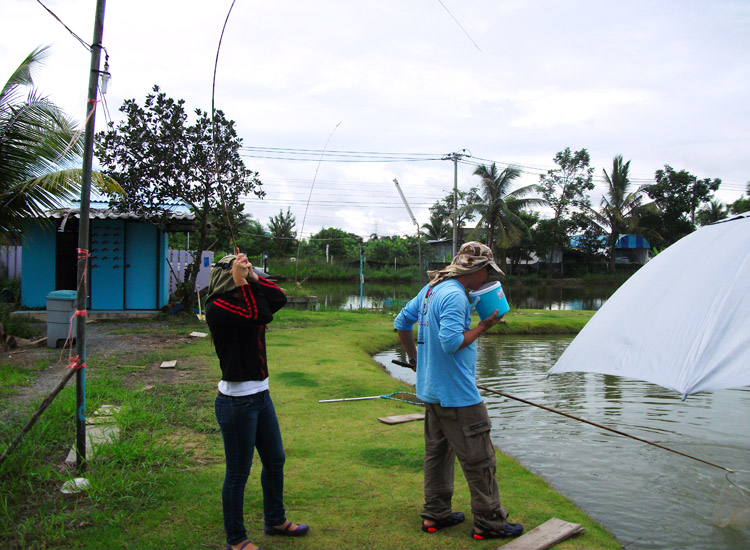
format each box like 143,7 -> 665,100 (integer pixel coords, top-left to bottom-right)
0,309 -> 617,549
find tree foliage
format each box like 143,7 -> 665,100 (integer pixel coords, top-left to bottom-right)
430,189 -> 478,234
267,207 -> 297,256
695,200 -> 728,226
364,235 -> 410,264
586,156 -> 645,271
421,212 -> 451,240
468,163 -> 544,271
537,148 -> 594,275
306,227 -> 362,261
1,46 -> 119,244
642,165 -> 720,246
95,85 -> 262,308
729,182 -> 750,215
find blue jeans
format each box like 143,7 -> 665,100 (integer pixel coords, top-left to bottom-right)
215,390 -> 286,545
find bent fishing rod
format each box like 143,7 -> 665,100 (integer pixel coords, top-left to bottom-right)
391,360 -> 734,474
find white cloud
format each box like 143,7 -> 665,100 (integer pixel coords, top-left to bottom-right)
3,0 -> 748,239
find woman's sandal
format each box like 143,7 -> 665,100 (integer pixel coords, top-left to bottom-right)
226,541 -> 261,550
421,512 -> 466,533
264,521 -> 310,537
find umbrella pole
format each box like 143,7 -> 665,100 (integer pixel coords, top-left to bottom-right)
390,360 -> 734,473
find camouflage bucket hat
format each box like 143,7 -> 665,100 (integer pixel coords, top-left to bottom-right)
427,241 -> 504,286
453,241 -> 504,274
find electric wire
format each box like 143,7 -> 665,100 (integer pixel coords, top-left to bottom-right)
35,0 -> 91,52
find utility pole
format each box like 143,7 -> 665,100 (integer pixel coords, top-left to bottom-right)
442,149 -> 469,256
74,0 -> 108,475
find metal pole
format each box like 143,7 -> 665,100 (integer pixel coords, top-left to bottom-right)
441,150 -> 468,257
393,178 -> 422,284
359,247 -> 364,309
75,0 -> 107,475
452,154 -> 458,256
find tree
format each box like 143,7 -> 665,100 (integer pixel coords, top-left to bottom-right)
307,227 -> 362,261
642,165 -> 721,246
506,209 -> 540,274
364,235 -> 409,264
586,156 -> 644,271
267,207 -> 297,256
429,189 -> 478,235
421,212 -> 451,240
1,47 -> 119,244
96,85 -> 262,310
467,163 -> 544,271
729,182 -> 750,215
537,148 -> 594,276
695,200 -> 728,226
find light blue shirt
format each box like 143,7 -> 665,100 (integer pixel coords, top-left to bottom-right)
394,279 -> 482,407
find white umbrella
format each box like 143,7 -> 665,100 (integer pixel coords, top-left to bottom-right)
549,212 -> 750,399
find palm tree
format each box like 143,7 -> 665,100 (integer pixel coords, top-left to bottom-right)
695,199 -> 728,226
467,163 -> 544,271
0,47 -> 119,245
587,156 -> 644,271
421,212 -> 451,240
268,207 -> 297,256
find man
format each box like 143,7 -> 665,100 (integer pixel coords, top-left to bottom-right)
393,242 -> 523,541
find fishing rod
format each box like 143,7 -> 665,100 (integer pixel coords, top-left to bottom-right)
319,390 -> 424,406
391,360 -> 734,474
211,0 -> 239,254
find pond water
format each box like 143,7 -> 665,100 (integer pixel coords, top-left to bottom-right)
373,336 -> 750,550
296,281 -> 618,311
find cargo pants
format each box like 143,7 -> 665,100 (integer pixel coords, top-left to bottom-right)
422,401 -> 509,532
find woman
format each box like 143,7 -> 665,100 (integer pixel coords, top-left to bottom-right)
205,252 -> 309,550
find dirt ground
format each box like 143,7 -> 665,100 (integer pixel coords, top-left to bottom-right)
2,319 -> 209,412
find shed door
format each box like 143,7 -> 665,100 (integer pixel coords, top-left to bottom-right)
90,220 -> 125,310
125,222 -> 158,309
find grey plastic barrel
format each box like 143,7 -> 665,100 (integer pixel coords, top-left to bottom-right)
46,290 -> 78,348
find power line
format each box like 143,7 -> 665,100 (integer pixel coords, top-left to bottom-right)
35,0 -> 91,52
240,146 -> 443,163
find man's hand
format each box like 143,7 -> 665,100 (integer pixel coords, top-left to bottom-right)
458,310 -> 506,350
408,356 -> 417,372
478,309 -> 505,331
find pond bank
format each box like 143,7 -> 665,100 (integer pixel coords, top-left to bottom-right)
0,310 -> 617,549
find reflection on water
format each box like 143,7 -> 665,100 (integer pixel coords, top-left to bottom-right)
373,336 -> 750,550
297,281 -> 617,311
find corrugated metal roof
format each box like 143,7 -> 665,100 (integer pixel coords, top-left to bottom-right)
45,208 -> 195,222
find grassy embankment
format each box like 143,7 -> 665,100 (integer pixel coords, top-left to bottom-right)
0,308 -> 617,549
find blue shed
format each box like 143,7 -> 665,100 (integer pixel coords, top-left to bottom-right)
615,234 -> 651,264
21,208 -> 194,310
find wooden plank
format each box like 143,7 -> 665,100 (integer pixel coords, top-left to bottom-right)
498,518 -> 583,550
378,412 -> 425,425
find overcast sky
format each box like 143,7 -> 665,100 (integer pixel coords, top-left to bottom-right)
4,0 -> 749,239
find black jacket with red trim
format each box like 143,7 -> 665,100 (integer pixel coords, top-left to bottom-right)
205,277 -> 287,382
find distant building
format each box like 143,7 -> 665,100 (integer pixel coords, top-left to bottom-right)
568,233 -> 651,265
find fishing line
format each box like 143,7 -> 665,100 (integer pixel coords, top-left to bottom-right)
390,360 -> 734,473
437,0 -> 481,52
294,121 -> 342,284
211,0 -> 240,253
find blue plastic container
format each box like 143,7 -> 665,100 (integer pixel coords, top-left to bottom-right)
469,281 -> 510,320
